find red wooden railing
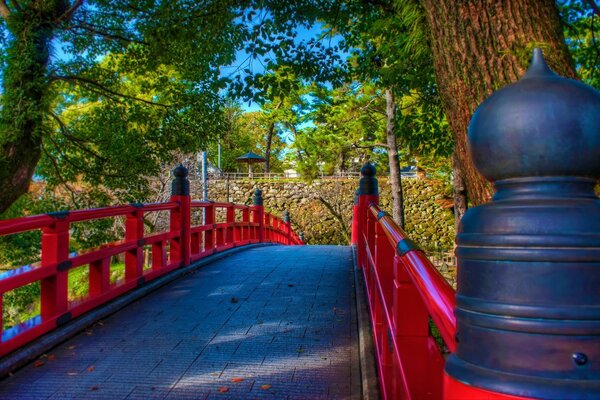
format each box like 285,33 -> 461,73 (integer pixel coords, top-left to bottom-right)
0,178 -> 302,358
354,187 -> 528,400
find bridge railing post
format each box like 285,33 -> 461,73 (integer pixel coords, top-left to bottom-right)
253,189 -> 265,243
226,204 -> 235,246
204,202 -> 215,253
350,190 -> 359,245
40,214 -> 70,322
125,204 -> 144,282
169,165 -> 191,267
445,49 -> 600,399
356,163 -> 379,269
283,210 -> 291,245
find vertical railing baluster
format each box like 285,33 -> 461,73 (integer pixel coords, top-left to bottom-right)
41,212 -> 70,323
89,258 -> 110,296
242,206 -> 250,243
226,204 -> 235,246
125,204 -> 144,282
253,189 -> 264,243
356,164 -> 379,269
283,211 -> 291,245
169,165 -> 191,267
205,203 -> 215,253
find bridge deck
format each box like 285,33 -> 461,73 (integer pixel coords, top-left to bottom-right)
0,245 -> 361,400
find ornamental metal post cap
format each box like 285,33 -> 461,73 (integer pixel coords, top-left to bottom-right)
171,164 -> 189,196
450,49 -> 600,398
283,210 -> 290,223
253,189 -> 263,206
173,164 -> 189,178
359,163 -> 378,195
468,48 -> 600,182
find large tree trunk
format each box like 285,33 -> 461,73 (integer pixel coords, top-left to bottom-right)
264,122 -> 275,173
385,89 -> 405,228
0,1 -> 75,213
420,0 -> 576,205
0,16 -> 54,213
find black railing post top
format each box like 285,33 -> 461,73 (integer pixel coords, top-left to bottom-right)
283,210 -> 290,223
171,164 -> 190,196
359,162 -> 378,196
253,188 -> 263,206
468,48 -> 600,183
450,48 -> 600,398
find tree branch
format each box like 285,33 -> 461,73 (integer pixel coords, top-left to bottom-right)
41,142 -> 79,205
7,0 -> 20,12
51,75 -> 170,107
66,23 -> 146,44
317,196 -> 350,243
49,111 -> 107,161
586,0 -> 600,17
0,1 -> 11,20
361,0 -> 395,14
351,142 -> 389,149
56,0 -> 83,22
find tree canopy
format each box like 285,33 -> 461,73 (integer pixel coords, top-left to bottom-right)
0,0 -> 597,215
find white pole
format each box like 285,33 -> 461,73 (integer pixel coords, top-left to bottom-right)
201,151 -> 208,201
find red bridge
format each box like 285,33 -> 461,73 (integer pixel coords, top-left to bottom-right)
0,50 -> 599,399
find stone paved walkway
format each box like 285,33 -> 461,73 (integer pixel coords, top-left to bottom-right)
0,245 -> 361,400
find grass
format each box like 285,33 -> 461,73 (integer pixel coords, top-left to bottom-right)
2,260 -> 128,330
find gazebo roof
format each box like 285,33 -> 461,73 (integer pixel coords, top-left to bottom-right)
236,152 -> 266,163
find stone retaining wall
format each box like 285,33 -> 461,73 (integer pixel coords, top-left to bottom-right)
192,177 -> 455,251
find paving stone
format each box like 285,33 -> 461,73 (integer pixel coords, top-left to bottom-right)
0,246 -> 360,399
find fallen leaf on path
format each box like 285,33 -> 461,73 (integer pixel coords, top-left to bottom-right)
231,377 -> 244,383
33,360 -> 44,368
48,354 -> 56,361
218,387 -> 229,393
67,345 -> 76,350
87,366 -> 95,372
260,384 -> 272,390
90,386 -> 99,391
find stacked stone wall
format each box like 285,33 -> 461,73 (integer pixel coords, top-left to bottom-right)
193,177 -> 455,251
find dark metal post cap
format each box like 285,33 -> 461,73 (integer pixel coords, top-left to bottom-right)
468,48 -> 600,182
171,164 -> 190,196
253,189 -> 263,206
358,163 -> 378,196
173,164 -> 189,178
283,210 -> 290,223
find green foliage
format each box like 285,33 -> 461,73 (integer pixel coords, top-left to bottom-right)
558,0 -> 600,89
293,83 -> 387,177
0,0 -> 245,211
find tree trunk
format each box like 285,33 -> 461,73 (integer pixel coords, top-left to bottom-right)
420,0 -> 576,205
452,152 -> 468,229
264,122 -> 275,173
385,89 -> 405,228
0,16 -> 55,213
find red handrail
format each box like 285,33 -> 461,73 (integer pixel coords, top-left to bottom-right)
355,196 -> 455,400
370,204 -> 457,352
0,193 -> 303,357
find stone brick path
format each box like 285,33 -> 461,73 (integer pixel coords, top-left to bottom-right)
0,245 -> 361,399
